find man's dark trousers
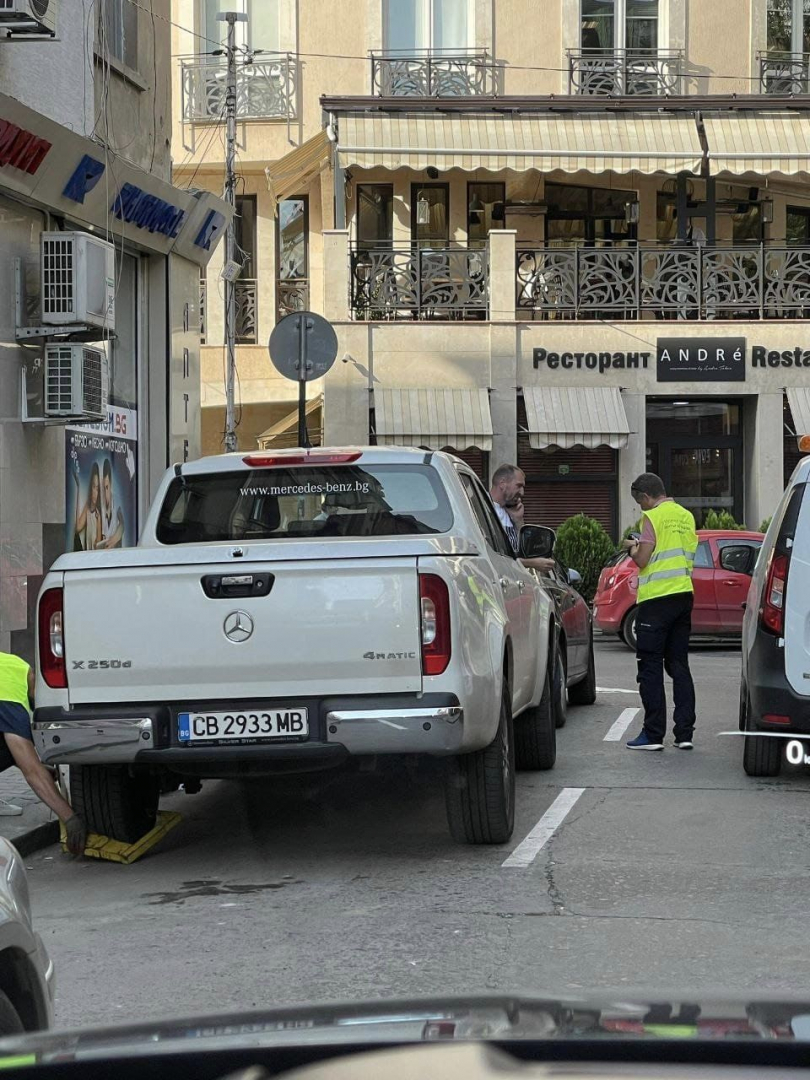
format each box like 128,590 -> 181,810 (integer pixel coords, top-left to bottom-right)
635,592 -> 696,742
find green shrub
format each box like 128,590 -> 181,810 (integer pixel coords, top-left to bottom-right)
554,514 -> 616,604
758,516 -> 772,534
703,509 -> 745,531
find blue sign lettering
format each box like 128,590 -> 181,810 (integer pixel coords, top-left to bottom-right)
63,154 -> 106,204
194,209 -> 227,252
111,182 -> 186,239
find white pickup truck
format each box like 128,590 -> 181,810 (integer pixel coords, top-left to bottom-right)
33,447 -> 559,845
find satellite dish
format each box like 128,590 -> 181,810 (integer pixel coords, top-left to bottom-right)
269,311 -> 338,383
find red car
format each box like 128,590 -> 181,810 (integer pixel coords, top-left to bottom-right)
593,529 -> 764,650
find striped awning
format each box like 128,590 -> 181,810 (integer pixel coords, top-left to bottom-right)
337,112 -> 704,175
265,129 -> 331,211
787,387 -> 810,437
523,387 -> 630,450
374,388 -> 493,451
705,112 -> 810,176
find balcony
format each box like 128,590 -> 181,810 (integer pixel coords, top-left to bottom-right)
759,52 -> 810,94
568,49 -> 683,96
350,246 -> 488,320
370,51 -> 498,97
277,279 -> 309,321
235,279 -> 258,343
516,244 -> 810,321
180,55 -> 298,122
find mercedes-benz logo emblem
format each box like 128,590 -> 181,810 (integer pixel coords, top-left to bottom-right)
224,611 -> 254,643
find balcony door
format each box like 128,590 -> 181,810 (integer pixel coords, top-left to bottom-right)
581,0 -> 659,52
202,0 -> 279,52
384,0 -> 472,52
767,0 -> 810,54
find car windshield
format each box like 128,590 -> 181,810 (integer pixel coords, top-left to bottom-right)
155,464 -> 454,543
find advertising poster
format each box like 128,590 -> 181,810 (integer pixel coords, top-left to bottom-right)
65,406 -> 138,553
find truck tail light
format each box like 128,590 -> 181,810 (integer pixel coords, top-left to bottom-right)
242,452 -> 361,468
39,588 -> 66,689
419,574 -> 451,676
760,551 -> 789,635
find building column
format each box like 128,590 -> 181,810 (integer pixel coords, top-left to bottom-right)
618,392 -> 647,533
322,229 -> 350,321
488,229 -> 517,478
745,392 -> 783,529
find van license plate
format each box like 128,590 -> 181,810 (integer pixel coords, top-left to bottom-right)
178,709 -> 309,743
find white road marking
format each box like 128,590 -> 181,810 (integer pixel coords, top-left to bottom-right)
596,686 -> 639,695
603,707 -> 641,742
502,787 -> 586,869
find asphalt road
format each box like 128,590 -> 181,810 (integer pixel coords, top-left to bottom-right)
26,637 -> 810,1030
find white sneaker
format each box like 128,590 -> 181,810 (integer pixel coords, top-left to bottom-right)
0,799 -> 23,816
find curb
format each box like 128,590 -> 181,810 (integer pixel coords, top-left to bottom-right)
11,821 -> 60,857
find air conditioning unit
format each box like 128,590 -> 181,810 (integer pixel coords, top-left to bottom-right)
41,232 -> 115,330
44,345 -> 108,420
0,0 -> 58,35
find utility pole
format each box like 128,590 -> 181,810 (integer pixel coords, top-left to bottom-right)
218,10 -> 246,453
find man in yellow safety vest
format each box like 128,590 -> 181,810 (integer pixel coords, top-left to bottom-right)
0,651 -> 87,854
622,473 -> 699,751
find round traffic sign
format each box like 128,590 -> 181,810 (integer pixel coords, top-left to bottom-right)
268,311 -> 338,382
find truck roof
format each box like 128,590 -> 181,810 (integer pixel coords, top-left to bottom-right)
176,447 -> 453,476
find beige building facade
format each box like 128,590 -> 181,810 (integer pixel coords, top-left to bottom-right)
174,0 -> 810,535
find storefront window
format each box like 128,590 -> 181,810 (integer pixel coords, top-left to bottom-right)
787,206 -> 810,243
468,183 -> 505,246
411,184 -> 449,248
357,185 -> 394,250
546,183 -> 637,246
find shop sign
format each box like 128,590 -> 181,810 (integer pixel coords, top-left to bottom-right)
533,348 -> 652,372
657,338 -> 745,382
752,345 -> 810,368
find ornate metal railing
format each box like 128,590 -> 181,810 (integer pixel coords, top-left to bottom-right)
370,51 -> 498,96
235,279 -> 258,343
516,244 -> 810,320
277,279 -> 309,320
759,51 -> 810,94
199,279 -> 207,343
568,49 -> 683,96
181,56 -> 298,121
351,247 -> 488,319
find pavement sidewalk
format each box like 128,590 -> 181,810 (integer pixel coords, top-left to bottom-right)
0,767 -> 59,855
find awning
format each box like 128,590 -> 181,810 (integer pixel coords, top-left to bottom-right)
265,129 -> 331,211
523,387 -> 630,450
257,396 -> 323,449
374,388 -> 493,451
337,112 -> 704,175
787,387 -> 810,437
705,112 -> 810,176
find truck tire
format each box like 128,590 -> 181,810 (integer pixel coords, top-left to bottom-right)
514,654 -> 556,771
70,766 -> 160,844
568,633 -> 597,706
445,685 -> 515,845
0,989 -> 23,1037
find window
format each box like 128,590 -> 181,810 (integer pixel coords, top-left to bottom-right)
581,0 -> 659,52
468,183 -> 505,246
767,0 -> 810,54
234,196 -> 257,278
278,198 -> 308,280
458,474 -> 514,558
101,0 -> 138,69
357,185 -> 394,250
203,0 -> 280,52
545,183 -> 637,246
787,205 -> 810,242
411,184 -> 449,248
384,0 -> 472,52
693,541 -> 713,569
156,465 -> 454,544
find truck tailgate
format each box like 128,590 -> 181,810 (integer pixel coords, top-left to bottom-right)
63,558 -> 422,704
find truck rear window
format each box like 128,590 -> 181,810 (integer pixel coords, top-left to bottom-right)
156,464 -> 454,544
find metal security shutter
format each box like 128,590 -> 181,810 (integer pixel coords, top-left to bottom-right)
518,399 -> 618,537
443,447 -> 488,483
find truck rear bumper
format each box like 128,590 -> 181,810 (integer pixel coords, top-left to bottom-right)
32,695 -> 465,766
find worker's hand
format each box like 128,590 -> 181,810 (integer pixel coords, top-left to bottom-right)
621,538 -> 637,551
64,814 -> 87,857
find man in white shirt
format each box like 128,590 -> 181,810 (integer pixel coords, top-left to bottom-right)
98,458 -> 125,549
489,464 -> 555,572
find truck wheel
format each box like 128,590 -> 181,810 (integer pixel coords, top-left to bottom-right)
568,633 -> 597,706
514,655 -> 556,771
742,695 -> 782,777
70,766 -> 160,844
0,989 -> 23,1037
445,685 -> 515,844
552,646 -> 568,729
621,607 -> 638,651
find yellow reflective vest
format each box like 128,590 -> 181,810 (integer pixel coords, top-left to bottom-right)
637,501 -> 699,604
0,652 -> 30,710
